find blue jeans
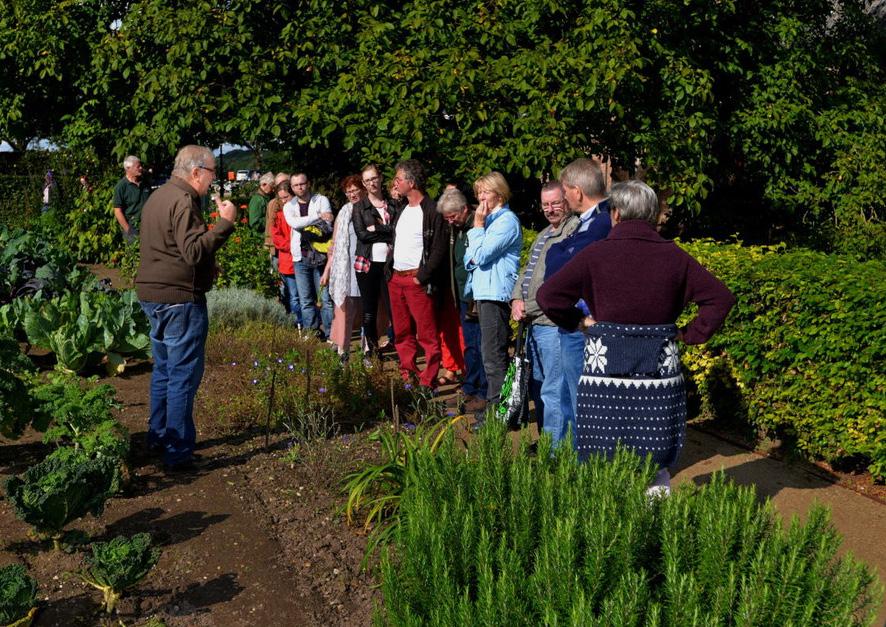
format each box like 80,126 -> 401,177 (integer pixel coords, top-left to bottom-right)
141,301 -> 209,466
460,301 -> 487,398
280,274 -> 302,326
528,324 -> 566,442
294,259 -> 333,335
559,328 -> 586,445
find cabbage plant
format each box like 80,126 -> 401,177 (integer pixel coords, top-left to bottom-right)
0,564 -> 37,627
75,534 -> 161,614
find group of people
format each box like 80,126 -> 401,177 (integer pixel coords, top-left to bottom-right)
132,145 -> 735,496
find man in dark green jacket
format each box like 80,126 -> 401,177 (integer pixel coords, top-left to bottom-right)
248,172 -> 275,232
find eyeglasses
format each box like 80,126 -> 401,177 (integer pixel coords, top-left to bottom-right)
542,201 -> 564,210
362,175 -> 380,184
345,188 -> 361,196
197,165 -> 216,175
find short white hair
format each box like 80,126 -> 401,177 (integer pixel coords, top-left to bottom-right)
610,180 -> 659,225
123,155 -> 141,170
437,188 -> 467,215
172,145 -> 214,178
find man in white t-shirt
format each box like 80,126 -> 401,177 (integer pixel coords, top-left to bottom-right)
386,159 -> 449,388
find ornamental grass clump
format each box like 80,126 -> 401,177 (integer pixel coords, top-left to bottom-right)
0,564 -> 37,627
377,420 -> 882,625
344,414 -> 467,566
73,533 -> 161,614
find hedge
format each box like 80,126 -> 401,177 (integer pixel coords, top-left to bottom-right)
678,240 -> 885,481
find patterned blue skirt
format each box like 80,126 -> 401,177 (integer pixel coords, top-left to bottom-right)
574,322 -> 685,467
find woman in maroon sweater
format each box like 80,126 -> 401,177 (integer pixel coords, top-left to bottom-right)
537,180 -> 734,495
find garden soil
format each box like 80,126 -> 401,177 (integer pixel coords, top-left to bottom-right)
1,328 -> 884,622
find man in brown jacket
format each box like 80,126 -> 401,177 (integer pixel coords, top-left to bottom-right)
135,145 -> 237,471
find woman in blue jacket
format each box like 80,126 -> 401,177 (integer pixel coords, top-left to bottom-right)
464,172 -> 522,411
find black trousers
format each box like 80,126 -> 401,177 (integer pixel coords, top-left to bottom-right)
355,261 -> 387,354
477,300 -> 511,404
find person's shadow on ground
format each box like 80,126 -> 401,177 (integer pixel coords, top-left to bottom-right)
675,426 -> 840,501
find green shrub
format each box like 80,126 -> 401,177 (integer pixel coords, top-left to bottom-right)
206,287 -> 290,328
378,422 -> 882,625
677,240 -> 886,480
56,178 -> 122,264
213,225 -> 277,297
0,564 -> 38,626
115,239 -> 140,282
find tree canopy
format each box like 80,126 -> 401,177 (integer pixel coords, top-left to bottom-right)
0,0 -> 883,255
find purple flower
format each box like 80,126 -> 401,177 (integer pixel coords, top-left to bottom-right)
252,360 -> 259,368
446,409 -> 456,417
251,378 -> 258,385
277,357 -> 284,364
403,421 -> 416,433
404,383 -> 413,390
318,387 -> 327,394
288,364 -> 295,371
231,361 -> 238,366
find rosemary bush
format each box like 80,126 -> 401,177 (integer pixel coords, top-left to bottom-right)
206,287 -> 290,328
378,421 -> 882,625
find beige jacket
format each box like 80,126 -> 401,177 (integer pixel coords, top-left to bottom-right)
511,214 -> 579,325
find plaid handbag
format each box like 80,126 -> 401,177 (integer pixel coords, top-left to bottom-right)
353,256 -> 370,273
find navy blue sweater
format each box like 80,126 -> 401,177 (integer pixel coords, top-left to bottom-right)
544,199 -> 611,279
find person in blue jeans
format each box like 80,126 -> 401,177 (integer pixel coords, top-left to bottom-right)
511,181 -> 578,443
543,158 -> 612,441
284,173 -> 334,338
135,145 -> 237,471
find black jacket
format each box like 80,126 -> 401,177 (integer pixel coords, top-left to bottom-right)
384,193 -> 449,287
352,196 -> 395,263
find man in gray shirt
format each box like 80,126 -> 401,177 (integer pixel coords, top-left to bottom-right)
511,181 -> 578,443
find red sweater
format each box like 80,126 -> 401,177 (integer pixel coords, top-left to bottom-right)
537,220 -> 735,345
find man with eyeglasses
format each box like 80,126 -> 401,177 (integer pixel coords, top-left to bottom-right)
510,181 -> 579,441
136,145 -> 237,472
284,172 -> 334,339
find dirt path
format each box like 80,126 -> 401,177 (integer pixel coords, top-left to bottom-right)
0,365 -> 335,626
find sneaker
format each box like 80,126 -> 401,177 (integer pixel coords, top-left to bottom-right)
645,485 -> 670,501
